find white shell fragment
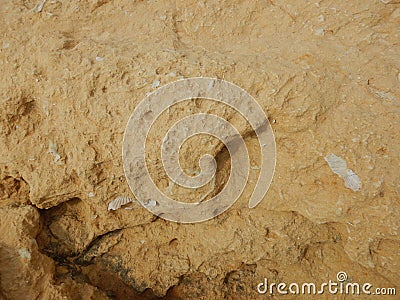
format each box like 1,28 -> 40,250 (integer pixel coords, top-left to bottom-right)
34,0 -> 47,13
324,153 -> 362,192
367,86 -> 397,101
324,153 -> 348,177
108,196 -> 133,210
144,199 -> 157,208
343,169 -> 362,192
48,140 -> 61,162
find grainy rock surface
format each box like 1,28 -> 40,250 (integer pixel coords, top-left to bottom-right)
0,0 -> 399,299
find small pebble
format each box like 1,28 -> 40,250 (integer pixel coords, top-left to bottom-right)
145,199 -> 157,208
315,28 -> 325,36
152,80 -> 160,88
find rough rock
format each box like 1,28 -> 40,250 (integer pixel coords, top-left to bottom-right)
0,0 -> 399,299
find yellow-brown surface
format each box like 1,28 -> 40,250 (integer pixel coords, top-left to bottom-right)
1,1 -> 399,299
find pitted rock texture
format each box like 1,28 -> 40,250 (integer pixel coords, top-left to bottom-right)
1,0 -> 399,299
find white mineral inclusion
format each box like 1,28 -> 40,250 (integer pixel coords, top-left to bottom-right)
324,153 -> 361,192
152,80 -> 160,88
18,248 -> 31,260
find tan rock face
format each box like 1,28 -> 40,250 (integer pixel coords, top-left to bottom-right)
0,0 -> 399,299
0,206 -> 108,300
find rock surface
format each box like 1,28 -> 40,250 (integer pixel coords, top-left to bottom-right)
0,0 -> 399,299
